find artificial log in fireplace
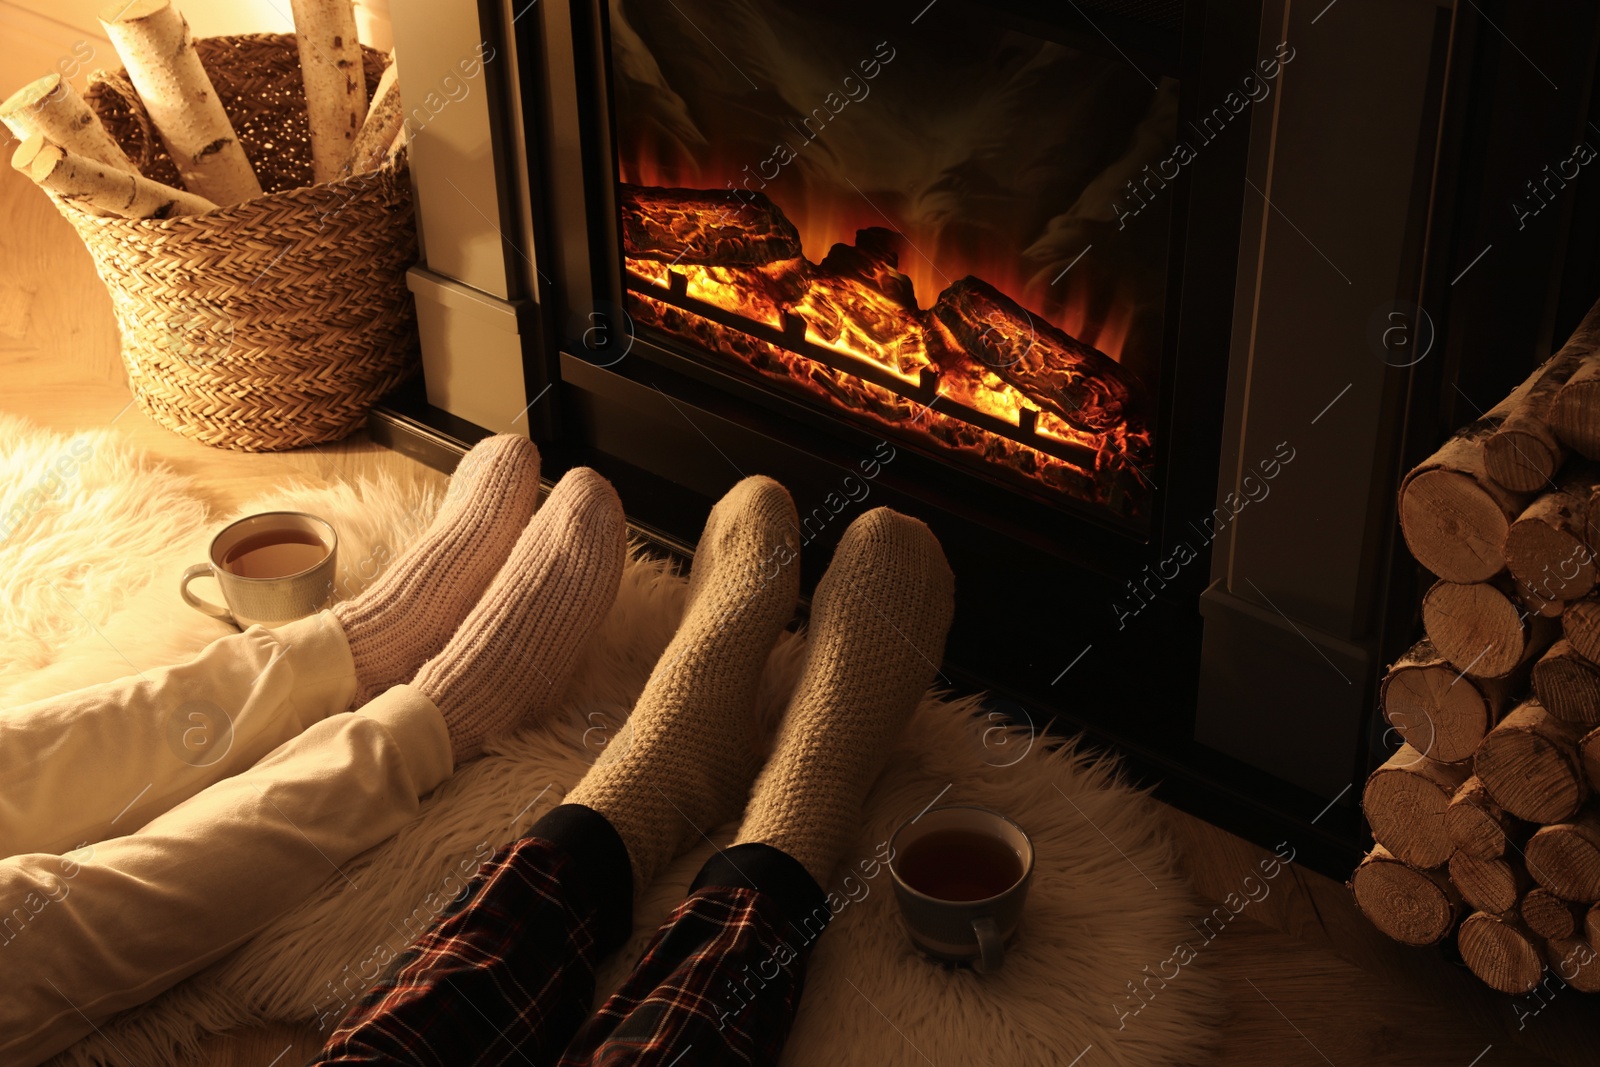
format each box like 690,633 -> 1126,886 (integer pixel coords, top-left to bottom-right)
619,184 -> 1153,518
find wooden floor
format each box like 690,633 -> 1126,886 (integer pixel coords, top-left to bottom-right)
5,157 -> 1599,1067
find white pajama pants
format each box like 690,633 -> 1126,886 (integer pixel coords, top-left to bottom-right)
0,612 -> 455,1067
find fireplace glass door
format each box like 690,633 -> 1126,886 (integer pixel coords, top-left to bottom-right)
607,0 -> 1179,530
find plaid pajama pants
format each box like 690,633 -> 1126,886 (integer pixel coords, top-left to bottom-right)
308,804 -> 832,1066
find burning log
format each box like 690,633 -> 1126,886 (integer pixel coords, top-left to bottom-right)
620,183 -> 802,266
930,276 -> 1137,435
799,230 -> 925,369
618,184 -> 1152,512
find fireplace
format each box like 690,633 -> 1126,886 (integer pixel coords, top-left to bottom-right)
375,0 -> 1600,877
606,5 -> 1181,529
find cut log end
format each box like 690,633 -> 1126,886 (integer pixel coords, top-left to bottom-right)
0,74 -> 64,126
1474,702 -> 1588,823
1362,745 -> 1470,868
1422,579 -> 1552,679
1525,814 -> 1600,903
1485,430 -> 1562,493
1563,599 -> 1600,667
1522,886 -> 1582,939
1446,777 -> 1518,859
1554,379 -> 1600,460
11,132 -> 49,173
1400,469 -> 1513,583
1457,912 -> 1545,994
1351,847 -> 1460,945
100,0 -> 261,204
1383,638 -> 1509,763
1507,521 -> 1596,603
1532,640 -> 1600,728
1449,851 -> 1524,915
1543,937 -> 1600,993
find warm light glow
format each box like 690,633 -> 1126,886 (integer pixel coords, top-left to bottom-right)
617,176 -> 1151,516
618,152 -> 1129,363
628,288 -> 1151,512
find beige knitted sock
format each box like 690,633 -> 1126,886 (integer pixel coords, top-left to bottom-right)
332,435 -> 542,706
733,507 -> 954,884
412,466 -> 626,762
565,475 -> 801,888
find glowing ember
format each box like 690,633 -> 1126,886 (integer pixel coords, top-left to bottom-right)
619,183 -> 1153,517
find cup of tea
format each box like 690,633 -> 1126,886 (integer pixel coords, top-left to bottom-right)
889,805 -> 1034,974
179,511 -> 339,630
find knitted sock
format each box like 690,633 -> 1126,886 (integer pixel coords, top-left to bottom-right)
412,467 -> 626,762
733,507 -> 954,884
565,475 -> 800,889
332,435 -> 542,706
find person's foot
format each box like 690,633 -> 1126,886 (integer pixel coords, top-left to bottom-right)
332,435 -> 542,706
733,507 -> 954,884
412,467 -> 626,762
564,475 -> 800,888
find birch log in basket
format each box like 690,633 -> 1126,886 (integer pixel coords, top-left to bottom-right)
41,33 -> 417,451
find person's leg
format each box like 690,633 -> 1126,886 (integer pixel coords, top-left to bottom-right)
0,435 -> 541,859
556,843 -> 829,1067
0,466 -> 623,1067
560,507 -> 953,1066
308,803 -> 635,1067
312,475 -> 801,1065
0,685 -> 453,1067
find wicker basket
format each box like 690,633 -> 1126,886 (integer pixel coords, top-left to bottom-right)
48,33 -> 419,452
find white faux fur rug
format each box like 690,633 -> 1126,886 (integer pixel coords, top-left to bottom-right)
0,415 -> 1224,1066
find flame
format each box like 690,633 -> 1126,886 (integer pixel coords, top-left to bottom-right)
618,151 -> 1131,363
616,174 -> 1151,516
625,250 -> 1150,515
627,288 -> 1150,514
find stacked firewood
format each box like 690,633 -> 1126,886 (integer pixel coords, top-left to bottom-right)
1353,298 -> 1600,995
0,0 -> 405,218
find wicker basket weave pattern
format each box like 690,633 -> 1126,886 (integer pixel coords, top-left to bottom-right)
54,33 -> 419,452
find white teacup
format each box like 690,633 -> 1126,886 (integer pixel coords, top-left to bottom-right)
180,511 -> 338,629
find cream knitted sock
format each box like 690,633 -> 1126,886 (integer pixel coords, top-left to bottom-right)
412,466 -> 626,762
733,507 -> 954,884
332,435 -> 542,706
565,475 -> 801,888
